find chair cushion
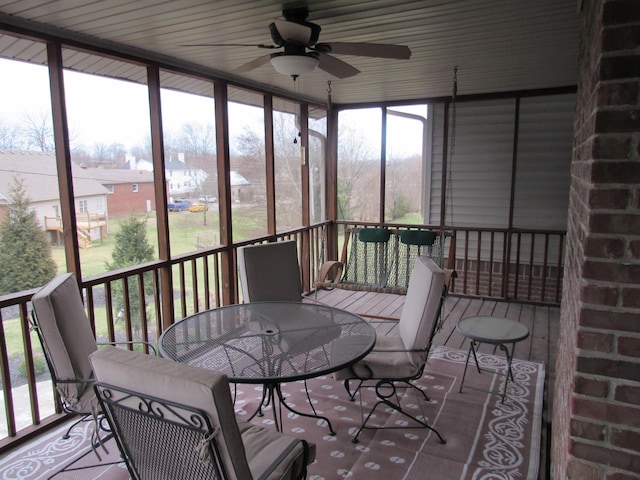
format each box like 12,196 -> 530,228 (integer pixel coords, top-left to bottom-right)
358,227 -> 390,243
239,422 -> 316,480
334,256 -> 444,382
400,230 -> 437,246
238,241 -> 303,302
90,346 -> 252,480
333,336 -> 420,380
91,346 -> 313,480
31,273 -> 97,411
399,256 -> 445,354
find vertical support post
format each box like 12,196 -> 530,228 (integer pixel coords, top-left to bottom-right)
215,83 -> 234,305
47,42 -> 81,278
147,66 -> 174,330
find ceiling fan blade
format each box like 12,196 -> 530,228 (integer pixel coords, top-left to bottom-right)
235,54 -> 272,73
317,53 -> 360,79
319,42 -> 411,59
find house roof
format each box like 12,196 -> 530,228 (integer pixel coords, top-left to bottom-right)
0,151 -> 108,202
73,165 -> 155,184
230,171 -> 249,186
0,1 -> 579,105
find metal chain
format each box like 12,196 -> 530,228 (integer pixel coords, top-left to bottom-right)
447,66 -> 457,228
439,66 -> 457,268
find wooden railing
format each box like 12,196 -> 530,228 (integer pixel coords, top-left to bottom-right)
0,223 -> 328,452
336,222 -> 565,305
0,221 -> 564,452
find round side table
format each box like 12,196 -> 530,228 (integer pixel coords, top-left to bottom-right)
456,316 -> 530,403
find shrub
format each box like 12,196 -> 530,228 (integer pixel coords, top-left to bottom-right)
18,355 -> 47,378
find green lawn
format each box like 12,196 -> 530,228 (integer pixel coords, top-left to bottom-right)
4,207 -> 272,361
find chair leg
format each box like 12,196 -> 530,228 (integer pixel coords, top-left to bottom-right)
47,431 -> 122,479
343,378 -> 364,402
61,413 -> 91,439
351,379 -> 445,445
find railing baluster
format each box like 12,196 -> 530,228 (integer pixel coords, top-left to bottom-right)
19,303 -> 40,426
179,262 -> 187,319
137,272 -> 149,351
475,231 -> 482,295
0,309 -> 16,438
121,276 -> 133,345
203,254 -> 211,311
463,230 -> 470,294
556,233 -> 565,303
488,231 -> 495,297
104,281 -> 116,343
541,234 -> 550,303
191,258 -> 199,314
514,232 -> 522,300
152,269 -> 162,336
528,233 -> 536,300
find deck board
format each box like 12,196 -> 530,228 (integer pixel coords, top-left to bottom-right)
314,288 -> 558,480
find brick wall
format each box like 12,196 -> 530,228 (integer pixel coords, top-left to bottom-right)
107,182 -> 157,217
552,1 -> 640,478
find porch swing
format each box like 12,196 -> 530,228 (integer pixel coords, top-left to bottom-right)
316,70 -> 458,297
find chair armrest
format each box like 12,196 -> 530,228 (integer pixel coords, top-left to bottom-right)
315,261 -> 344,289
97,340 -> 157,356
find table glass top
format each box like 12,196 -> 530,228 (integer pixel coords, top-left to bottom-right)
158,301 -> 376,383
456,316 -> 530,344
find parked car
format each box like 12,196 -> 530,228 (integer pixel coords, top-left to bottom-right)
167,199 -> 191,211
199,195 -> 217,204
188,203 -> 207,212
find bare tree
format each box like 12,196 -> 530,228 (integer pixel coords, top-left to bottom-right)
22,111 -> 54,152
0,121 -> 24,150
337,124 -> 378,221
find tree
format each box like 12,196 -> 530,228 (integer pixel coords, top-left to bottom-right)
105,214 -> 155,333
22,111 -> 55,152
0,177 -> 57,294
0,121 -> 23,150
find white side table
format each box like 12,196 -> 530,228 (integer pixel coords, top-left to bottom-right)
456,316 -> 530,403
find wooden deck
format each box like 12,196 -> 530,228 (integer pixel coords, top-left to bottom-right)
314,288 -> 559,479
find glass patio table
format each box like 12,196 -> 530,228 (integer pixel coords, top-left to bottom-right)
158,301 -> 376,433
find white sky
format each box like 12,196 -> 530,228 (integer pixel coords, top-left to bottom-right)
0,58 -> 425,157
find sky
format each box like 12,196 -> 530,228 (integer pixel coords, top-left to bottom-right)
0,57 -> 426,157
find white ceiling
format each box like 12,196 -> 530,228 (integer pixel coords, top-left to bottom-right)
0,0 -> 580,106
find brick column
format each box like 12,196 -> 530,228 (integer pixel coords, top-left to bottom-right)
552,0 -> 640,478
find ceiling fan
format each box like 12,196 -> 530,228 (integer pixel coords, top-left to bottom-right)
182,7 -> 411,79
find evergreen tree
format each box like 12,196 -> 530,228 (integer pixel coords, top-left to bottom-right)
105,214 -> 155,333
0,177 -> 57,294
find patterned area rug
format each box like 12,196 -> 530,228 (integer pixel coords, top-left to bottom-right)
0,346 -> 544,480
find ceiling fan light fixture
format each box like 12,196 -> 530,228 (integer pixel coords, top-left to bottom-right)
270,53 -> 319,77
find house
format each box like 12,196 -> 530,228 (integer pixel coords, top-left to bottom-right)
0,2 -> 636,479
230,170 -> 251,203
164,154 -> 208,196
73,164 -> 157,217
125,153 -> 209,198
0,151 -> 109,245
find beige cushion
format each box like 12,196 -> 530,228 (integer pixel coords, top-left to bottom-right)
90,346 -> 312,480
334,256 -> 444,381
31,273 -> 98,412
333,336 -> 418,380
399,256 -> 445,359
238,241 -> 303,302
